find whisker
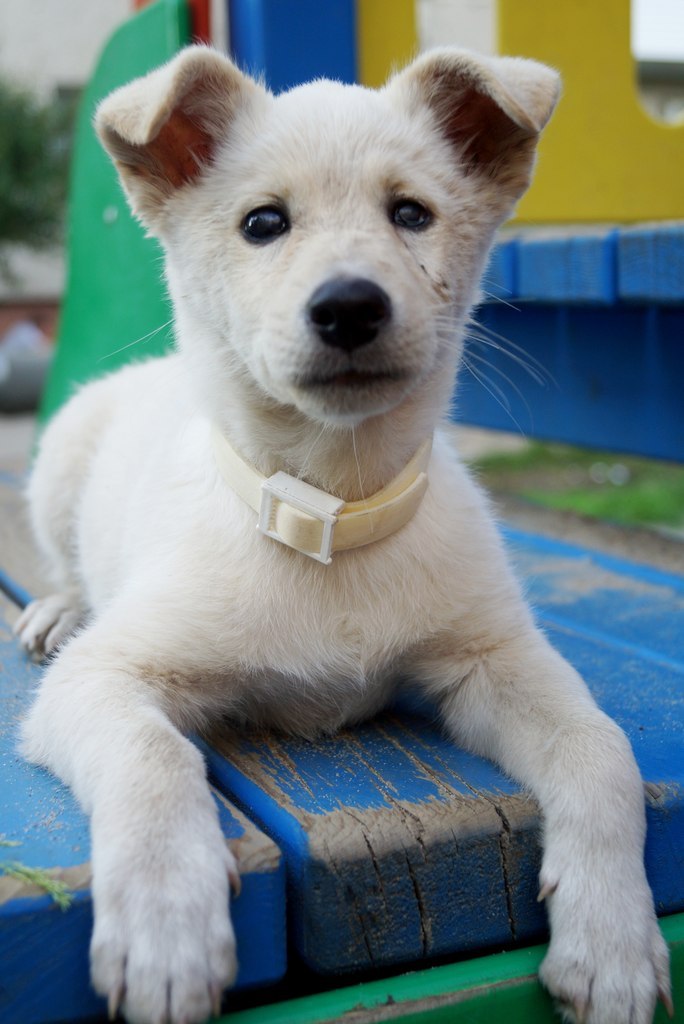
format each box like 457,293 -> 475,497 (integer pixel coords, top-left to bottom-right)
477,289 -> 520,312
463,356 -> 512,412
468,320 -> 556,388
351,426 -> 373,531
467,350 -> 535,421
98,318 -> 174,363
461,356 -> 528,438
296,421 -> 330,482
469,334 -> 548,388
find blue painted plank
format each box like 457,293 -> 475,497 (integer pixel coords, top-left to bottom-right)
542,625 -> 683,913
506,528 -> 684,664
618,224 -> 684,303
456,303 -> 684,461
202,723 -> 539,973
481,224 -> 684,305
203,534 -> 683,976
0,598 -> 286,1024
0,568 -> 31,610
514,230 -> 617,304
228,0 -> 356,93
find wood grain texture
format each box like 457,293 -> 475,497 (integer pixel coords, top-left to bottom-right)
0,595 -> 287,1024
203,530 -> 684,976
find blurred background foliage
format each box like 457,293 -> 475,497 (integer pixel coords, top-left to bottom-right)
472,441 -> 684,537
0,79 -> 75,274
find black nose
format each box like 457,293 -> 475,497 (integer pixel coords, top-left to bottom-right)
307,277 -> 392,351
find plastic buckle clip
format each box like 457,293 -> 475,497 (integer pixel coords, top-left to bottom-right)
258,471 -> 345,565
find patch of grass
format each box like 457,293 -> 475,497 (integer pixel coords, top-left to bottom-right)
0,860 -> 73,910
472,442 -> 684,532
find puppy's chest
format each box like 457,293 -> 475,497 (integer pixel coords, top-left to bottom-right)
217,556 -> 427,672
197,545 -> 439,729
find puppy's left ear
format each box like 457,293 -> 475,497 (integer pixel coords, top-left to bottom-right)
388,48 -> 560,213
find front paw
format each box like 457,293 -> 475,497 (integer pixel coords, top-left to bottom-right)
91,838 -> 239,1024
14,592 -> 83,657
539,879 -> 672,1024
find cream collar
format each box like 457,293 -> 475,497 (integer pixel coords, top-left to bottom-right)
212,428 -> 432,564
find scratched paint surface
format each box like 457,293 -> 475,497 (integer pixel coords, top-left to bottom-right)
0,605 -> 254,862
507,529 -> 684,664
0,606 -> 91,867
0,598 -> 287,1022
205,720 -> 538,973
205,531 -> 684,974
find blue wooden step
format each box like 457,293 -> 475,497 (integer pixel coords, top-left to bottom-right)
0,596 -> 287,1024
460,223 -> 684,460
202,530 -> 684,976
485,223 -> 684,305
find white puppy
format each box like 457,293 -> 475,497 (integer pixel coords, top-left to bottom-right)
16,46 -> 670,1024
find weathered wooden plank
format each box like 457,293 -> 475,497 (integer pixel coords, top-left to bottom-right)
0,595 -> 287,1024
202,716 -> 542,976
203,532 -> 684,976
507,528 -> 684,664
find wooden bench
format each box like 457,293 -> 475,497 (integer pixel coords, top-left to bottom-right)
1,1 -> 682,1022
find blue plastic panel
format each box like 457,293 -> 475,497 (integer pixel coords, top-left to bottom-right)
483,224 -> 684,305
618,224 -> 684,303
228,0 -> 356,92
462,224 -> 684,456
515,230 -> 617,304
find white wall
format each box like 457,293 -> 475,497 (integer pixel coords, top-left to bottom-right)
417,0 -> 495,55
0,0 -> 129,97
0,0 -> 227,97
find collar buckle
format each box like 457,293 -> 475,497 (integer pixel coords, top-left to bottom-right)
258,471 -> 345,565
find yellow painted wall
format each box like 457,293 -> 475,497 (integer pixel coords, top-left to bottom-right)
499,0 -> 684,222
356,0 -> 417,87
356,0 -> 683,222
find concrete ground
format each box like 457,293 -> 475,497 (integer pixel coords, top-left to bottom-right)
0,413 -> 35,476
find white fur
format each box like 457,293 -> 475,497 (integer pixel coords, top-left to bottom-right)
16,46 -> 669,1024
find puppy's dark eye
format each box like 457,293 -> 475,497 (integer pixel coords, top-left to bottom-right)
241,206 -> 289,243
391,200 -> 432,230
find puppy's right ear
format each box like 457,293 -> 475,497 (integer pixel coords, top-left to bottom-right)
95,46 -> 267,229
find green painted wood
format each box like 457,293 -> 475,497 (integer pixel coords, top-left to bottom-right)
220,912 -> 684,1023
39,0 -> 188,424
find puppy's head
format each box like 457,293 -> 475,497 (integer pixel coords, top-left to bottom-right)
97,46 -> 558,427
